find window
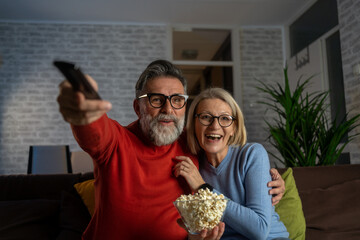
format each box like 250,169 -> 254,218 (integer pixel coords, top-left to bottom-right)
172,28 -> 234,98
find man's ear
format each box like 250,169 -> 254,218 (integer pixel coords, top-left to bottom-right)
133,99 -> 141,117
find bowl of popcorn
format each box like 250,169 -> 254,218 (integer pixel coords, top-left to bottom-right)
174,188 -> 228,234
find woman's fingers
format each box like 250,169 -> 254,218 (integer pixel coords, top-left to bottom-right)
174,156 -> 197,169
173,156 -> 205,192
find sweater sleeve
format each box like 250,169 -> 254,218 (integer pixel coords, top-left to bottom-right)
219,144 -> 272,240
71,114 -> 119,163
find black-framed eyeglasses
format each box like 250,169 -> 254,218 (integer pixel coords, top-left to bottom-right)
195,113 -> 236,128
137,93 -> 189,109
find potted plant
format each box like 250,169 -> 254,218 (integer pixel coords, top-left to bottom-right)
256,68 -> 360,167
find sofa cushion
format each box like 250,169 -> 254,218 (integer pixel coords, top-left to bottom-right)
56,229 -> 87,240
305,228 -> 360,240
0,199 -> 59,240
74,179 -> 95,216
56,190 -> 91,240
275,168 -> 306,240
0,174 -> 82,201
290,164 -> 360,192
300,179 -> 360,239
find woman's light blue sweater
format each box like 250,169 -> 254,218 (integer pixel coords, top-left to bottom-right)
199,143 -> 289,240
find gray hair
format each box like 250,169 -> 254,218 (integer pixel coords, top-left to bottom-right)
135,60 -> 187,97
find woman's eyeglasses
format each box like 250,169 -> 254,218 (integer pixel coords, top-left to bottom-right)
195,113 -> 235,128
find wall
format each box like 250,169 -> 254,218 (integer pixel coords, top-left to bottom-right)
337,0 -> 360,164
238,0 -> 360,167
0,22 -> 286,173
1,15 -> 355,173
0,22 -> 167,174
239,27 -> 285,167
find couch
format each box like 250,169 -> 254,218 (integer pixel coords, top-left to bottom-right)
1,164 -> 359,240
278,164 -> 360,240
0,172 -> 94,240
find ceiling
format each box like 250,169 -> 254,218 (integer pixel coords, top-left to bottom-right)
0,0 -> 313,26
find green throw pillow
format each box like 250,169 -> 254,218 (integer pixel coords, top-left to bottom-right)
275,168 -> 306,240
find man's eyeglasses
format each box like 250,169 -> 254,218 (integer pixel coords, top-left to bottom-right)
195,113 -> 236,128
137,93 -> 189,109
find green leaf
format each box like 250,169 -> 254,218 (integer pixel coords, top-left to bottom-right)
256,67 -> 360,167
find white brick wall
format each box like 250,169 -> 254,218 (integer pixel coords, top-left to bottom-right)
239,27 -> 285,167
239,0 -> 360,166
337,0 -> 360,164
0,22 -> 167,174
1,13 -> 358,174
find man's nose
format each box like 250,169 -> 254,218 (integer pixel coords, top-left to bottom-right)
160,98 -> 173,114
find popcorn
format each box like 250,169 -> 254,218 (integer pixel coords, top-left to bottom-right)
174,188 -> 227,233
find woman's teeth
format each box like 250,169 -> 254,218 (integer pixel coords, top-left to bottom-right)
206,134 -> 222,140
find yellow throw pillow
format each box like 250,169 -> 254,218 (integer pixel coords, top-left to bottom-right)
275,168 -> 306,240
74,179 -> 95,216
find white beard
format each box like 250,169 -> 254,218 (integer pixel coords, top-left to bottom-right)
139,107 -> 185,146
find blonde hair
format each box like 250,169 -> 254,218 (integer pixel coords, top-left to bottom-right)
186,88 -> 247,155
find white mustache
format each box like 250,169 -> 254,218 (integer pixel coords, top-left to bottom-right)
156,114 -> 178,123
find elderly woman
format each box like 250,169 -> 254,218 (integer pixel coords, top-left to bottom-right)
174,88 -> 289,240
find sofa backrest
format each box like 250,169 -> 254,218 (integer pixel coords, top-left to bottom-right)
0,173 -> 93,201
278,164 -> 360,192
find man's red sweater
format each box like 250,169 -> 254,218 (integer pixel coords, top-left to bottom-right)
71,115 -> 198,240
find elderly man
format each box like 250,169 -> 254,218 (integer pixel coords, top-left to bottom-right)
57,60 -> 284,240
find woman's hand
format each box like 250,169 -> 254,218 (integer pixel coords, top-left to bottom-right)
173,156 -> 205,192
177,219 -> 225,240
268,168 -> 285,206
